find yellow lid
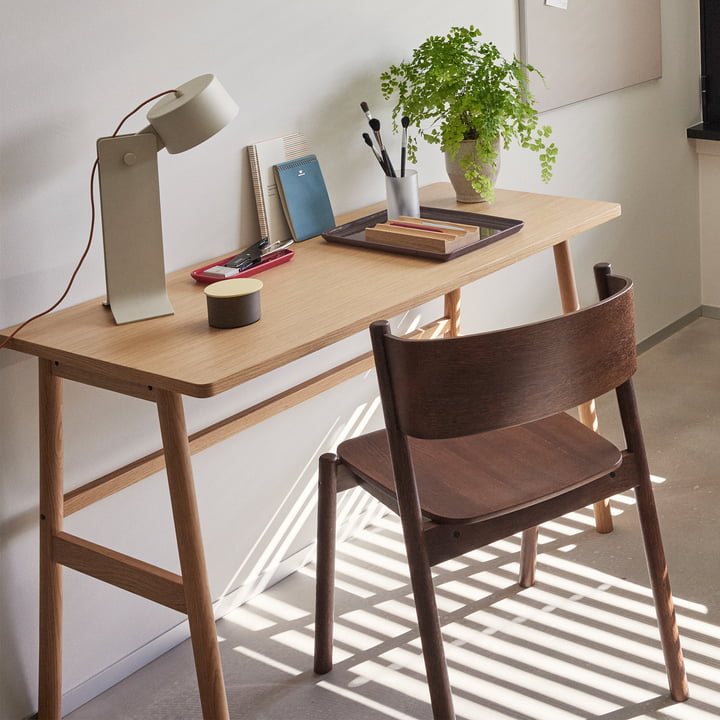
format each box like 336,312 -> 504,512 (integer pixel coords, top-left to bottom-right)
204,278 -> 263,298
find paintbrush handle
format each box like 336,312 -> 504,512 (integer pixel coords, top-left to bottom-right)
381,149 -> 396,177
364,133 -> 389,175
400,120 -> 409,178
376,152 -> 389,175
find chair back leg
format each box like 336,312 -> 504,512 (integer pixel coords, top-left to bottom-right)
634,478 -> 689,701
407,560 -> 456,718
617,383 -> 688,701
398,513 -> 456,718
314,453 -> 339,674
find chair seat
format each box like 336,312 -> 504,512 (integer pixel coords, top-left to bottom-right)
337,412 -> 622,524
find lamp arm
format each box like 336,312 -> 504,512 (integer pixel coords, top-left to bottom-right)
137,124 -> 165,152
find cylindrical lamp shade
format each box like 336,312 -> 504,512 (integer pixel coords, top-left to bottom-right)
147,74 -> 238,154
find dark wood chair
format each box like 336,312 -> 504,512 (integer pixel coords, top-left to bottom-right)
313,263 -> 688,719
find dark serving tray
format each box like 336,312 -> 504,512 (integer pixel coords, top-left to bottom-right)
322,206 -> 524,261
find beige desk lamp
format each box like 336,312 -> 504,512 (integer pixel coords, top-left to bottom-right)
96,74 -> 238,324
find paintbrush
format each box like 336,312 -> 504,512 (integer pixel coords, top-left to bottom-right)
369,118 -> 396,177
400,116 -> 409,177
360,100 -> 373,122
363,132 -> 388,175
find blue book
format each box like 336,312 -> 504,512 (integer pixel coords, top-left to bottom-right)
273,154 -> 335,242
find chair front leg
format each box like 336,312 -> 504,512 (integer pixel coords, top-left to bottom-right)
519,526 -> 539,588
314,453 -> 339,674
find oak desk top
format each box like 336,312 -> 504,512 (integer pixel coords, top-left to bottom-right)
1,184 -> 620,397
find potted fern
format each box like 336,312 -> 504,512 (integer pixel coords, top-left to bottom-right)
380,26 -> 557,202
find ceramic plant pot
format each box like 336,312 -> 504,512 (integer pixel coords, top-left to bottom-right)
444,137 -> 500,203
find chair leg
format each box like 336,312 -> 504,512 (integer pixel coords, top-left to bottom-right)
410,568 -> 456,719
401,521 -> 455,718
519,526 -> 539,588
314,453 -> 339,674
634,479 -> 689,702
617,382 -> 688,702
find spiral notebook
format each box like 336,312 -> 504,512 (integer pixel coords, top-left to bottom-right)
273,154 -> 335,242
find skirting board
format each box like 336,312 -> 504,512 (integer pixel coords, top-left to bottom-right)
701,304 -> 720,320
636,306 -> 718,355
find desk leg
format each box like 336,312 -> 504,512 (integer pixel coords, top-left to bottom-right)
553,242 -> 614,533
444,289 -> 461,337
38,359 -> 64,719
156,390 -> 229,720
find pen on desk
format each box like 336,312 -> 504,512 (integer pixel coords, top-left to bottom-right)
223,237 -> 268,270
363,132 -> 388,175
369,118 -> 396,177
400,116 -> 409,177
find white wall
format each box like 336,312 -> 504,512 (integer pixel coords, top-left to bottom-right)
0,1 -> 701,717
694,140 -> 720,309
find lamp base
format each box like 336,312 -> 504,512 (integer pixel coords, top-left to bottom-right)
102,290 -> 174,324
97,133 -> 173,324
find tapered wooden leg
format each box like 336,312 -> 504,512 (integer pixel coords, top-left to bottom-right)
616,382 -> 688,701
444,289 -> 461,338
314,454 -> 338,674
156,390 -> 229,720
635,482 -> 689,701
398,492 -> 455,718
38,359 -> 64,720
519,526 -> 539,588
553,242 -> 613,533
407,547 -> 455,719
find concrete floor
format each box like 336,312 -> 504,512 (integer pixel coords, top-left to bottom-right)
65,318 -> 720,720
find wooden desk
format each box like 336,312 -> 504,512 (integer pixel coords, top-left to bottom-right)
1,184 -> 620,720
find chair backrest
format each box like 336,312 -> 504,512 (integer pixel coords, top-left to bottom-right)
370,264 -> 636,439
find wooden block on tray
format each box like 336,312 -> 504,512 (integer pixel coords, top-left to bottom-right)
364,216 -> 480,253
396,216 -> 481,237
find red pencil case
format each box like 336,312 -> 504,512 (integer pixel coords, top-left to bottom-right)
191,248 -> 294,284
